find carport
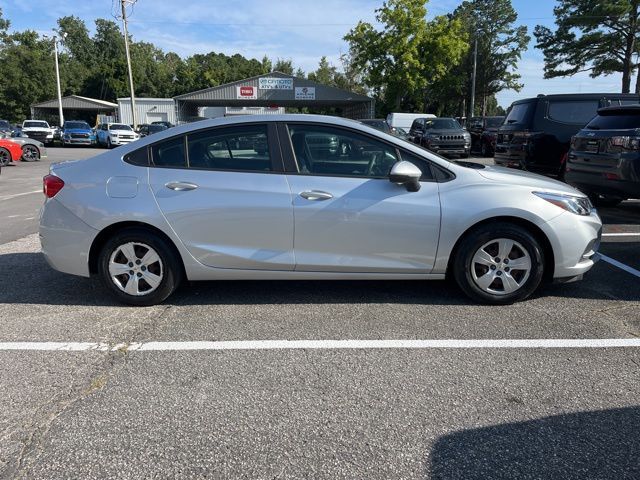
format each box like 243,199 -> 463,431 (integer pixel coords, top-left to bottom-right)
174,71 -> 374,123
31,95 -> 118,125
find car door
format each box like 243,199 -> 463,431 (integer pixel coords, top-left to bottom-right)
280,123 -> 441,273
148,123 -> 295,271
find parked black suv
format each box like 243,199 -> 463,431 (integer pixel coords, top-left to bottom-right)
495,93 -> 640,177
408,117 -> 471,158
565,105 -> 640,206
468,116 -> 505,156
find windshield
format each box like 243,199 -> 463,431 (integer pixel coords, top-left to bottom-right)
424,118 -> 462,130
486,117 -> 505,128
586,113 -> 640,130
149,124 -> 168,133
0,120 -> 10,130
505,103 -> 533,124
65,121 -> 91,130
110,124 -> 132,131
24,121 -> 49,128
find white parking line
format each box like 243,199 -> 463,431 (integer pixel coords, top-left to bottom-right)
0,189 -> 42,201
1,339 -> 640,352
602,233 -> 640,237
599,254 -> 640,278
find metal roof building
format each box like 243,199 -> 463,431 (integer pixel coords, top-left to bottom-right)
31,95 -> 118,124
174,71 -> 374,123
117,98 -> 177,126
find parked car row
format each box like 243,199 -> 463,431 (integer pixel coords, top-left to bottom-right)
495,93 -> 640,204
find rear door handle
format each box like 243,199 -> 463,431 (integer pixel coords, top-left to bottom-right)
300,190 -> 333,201
165,181 -> 199,191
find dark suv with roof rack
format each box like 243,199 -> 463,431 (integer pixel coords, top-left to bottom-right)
565,105 -> 640,207
495,93 -> 640,177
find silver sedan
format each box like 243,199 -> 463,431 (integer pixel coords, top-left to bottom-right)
39,115 -> 602,305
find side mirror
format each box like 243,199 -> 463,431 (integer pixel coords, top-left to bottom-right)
389,161 -> 422,192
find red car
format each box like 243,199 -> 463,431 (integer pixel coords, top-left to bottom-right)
0,138 -> 23,167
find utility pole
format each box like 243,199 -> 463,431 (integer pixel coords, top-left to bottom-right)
44,33 -> 66,126
120,0 -> 137,129
469,35 -> 478,122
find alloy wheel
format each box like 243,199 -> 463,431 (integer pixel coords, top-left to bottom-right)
0,148 -> 9,166
108,242 -> 164,296
22,145 -> 39,161
470,238 -> 532,296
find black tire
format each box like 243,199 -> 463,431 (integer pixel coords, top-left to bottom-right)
0,147 -> 10,166
97,227 -> 183,306
588,193 -> 624,208
481,141 -> 492,157
452,223 -> 545,304
21,144 -> 40,162
107,138 -> 112,149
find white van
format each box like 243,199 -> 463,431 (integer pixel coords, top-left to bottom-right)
386,113 -> 437,132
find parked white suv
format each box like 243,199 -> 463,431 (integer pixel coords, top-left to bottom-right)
22,120 -> 55,145
96,123 -> 140,148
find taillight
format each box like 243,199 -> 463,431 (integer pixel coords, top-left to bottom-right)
609,136 -> 640,150
43,174 -> 64,198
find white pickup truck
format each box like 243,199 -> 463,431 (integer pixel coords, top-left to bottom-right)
22,120 -> 55,146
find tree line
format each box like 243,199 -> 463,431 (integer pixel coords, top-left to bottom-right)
0,0 -> 638,122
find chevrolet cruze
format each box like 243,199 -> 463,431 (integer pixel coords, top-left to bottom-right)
40,115 -> 602,306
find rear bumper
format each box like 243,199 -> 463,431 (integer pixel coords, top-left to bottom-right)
40,198 -> 98,277
566,170 -> 640,199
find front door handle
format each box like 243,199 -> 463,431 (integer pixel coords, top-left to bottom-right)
165,181 -> 199,191
300,190 -> 333,201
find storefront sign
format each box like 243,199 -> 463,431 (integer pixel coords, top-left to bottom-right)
259,77 -> 293,90
236,86 -> 257,99
295,86 -> 316,100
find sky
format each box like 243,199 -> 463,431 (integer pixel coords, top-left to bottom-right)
1,0 -> 623,109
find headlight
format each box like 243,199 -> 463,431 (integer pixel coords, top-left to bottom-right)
111,133 -> 118,138
533,191 -> 593,216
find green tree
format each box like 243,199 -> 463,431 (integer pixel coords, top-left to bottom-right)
535,0 -> 640,93
345,0 -> 468,114
449,0 -> 529,117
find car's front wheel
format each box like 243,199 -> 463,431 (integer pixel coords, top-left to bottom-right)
453,223 -> 544,304
97,228 -> 182,306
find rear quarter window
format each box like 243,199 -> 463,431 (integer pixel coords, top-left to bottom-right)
504,103 -> 533,125
547,100 -> 600,124
124,147 -> 149,167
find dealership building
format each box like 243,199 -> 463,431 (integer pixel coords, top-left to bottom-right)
173,71 -> 375,123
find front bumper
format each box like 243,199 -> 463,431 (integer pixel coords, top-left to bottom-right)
540,210 -> 602,279
109,137 -> 137,146
64,137 -> 96,145
40,198 -> 98,277
427,144 -> 470,157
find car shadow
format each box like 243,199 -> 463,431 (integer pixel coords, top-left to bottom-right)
429,406 -> 640,479
0,251 -> 638,306
598,199 -> 640,227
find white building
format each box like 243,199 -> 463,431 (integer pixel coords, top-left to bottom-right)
117,98 -> 177,126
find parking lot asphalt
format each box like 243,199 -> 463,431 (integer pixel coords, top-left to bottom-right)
0,148 -> 639,478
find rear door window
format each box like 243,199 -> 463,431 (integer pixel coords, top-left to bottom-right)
151,136 -> 186,168
547,100 -> 599,124
186,125 -> 271,172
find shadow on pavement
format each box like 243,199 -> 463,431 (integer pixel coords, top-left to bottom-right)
0,251 -> 638,306
598,200 -> 640,227
429,406 -> 640,479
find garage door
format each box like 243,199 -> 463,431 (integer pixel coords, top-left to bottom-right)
146,112 -> 168,123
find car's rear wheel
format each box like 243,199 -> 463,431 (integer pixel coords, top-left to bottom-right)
21,144 -> 40,161
453,223 -> 544,304
98,228 -> 182,306
0,147 -> 11,166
